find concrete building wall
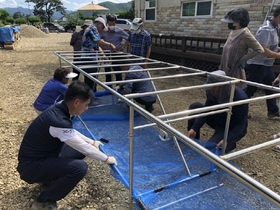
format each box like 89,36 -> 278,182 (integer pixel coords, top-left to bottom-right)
134,0 -> 275,39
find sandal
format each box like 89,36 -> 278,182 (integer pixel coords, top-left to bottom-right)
272,145 -> 280,153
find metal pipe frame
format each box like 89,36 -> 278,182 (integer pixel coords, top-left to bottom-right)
73,60 -> 162,69
221,138 -> 280,161
222,83 -> 235,155
129,103 -> 135,210
54,51 -> 280,207
61,65 -> 181,75
124,80 -> 240,99
155,92 -> 280,121
134,108 -> 229,130
104,72 -> 206,85
146,66 -> 192,176
93,65 -> 180,75
72,57 -> 146,64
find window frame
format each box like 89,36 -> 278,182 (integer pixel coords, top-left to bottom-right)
181,1 -> 213,18
145,0 -> 157,22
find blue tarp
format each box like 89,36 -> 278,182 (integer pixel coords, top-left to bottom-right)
73,92 -> 279,210
0,26 -> 20,42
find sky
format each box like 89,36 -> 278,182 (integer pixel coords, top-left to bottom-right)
0,0 -> 131,11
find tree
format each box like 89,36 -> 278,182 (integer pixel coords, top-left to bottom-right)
65,14 -> 83,26
15,18 -> 27,25
13,12 -> 23,19
5,17 -> 15,24
28,16 -> 41,25
0,9 -> 13,25
0,9 -> 10,22
26,0 -> 66,22
116,0 -> 134,20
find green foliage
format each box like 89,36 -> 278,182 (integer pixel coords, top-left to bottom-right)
13,11 -> 23,19
99,1 -> 131,14
25,0 -> 66,22
0,9 -> 11,22
0,20 -> 3,26
92,11 -> 99,19
64,13 -> 83,27
116,0 -> 134,20
28,16 -> 41,24
15,18 -> 27,25
5,16 -> 15,24
76,12 -> 91,20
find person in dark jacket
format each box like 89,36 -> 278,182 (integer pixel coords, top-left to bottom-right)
187,70 -> 248,153
70,19 -> 92,80
18,81 -> 117,210
33,67 -> 77,114
118,64 -> 156,113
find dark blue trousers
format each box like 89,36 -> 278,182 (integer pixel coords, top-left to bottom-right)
245,64 -> 279,114
17,144 -> 87,202
187,102 -> 238,153
104,55 -> 123,86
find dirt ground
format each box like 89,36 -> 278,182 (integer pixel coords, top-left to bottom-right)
0,25 -> 279,209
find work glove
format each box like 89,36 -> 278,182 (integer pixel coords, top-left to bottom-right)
92,140 -> 103,149
105,156 -> 117,165
115,85 -> 123,94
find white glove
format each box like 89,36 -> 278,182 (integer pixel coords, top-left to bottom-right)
115,85 -> 120,91
92,140 -> 103,149
105,156 -> 117,165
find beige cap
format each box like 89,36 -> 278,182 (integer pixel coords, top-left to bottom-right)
82,19 -> 93,26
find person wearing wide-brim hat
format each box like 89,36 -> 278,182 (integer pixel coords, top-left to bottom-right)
70,19 -> 93,81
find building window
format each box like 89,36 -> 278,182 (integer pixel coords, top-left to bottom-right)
145,0 -> 156,21
182,1 -> 212,17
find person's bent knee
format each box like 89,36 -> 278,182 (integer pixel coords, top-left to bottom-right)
189,102 -> 204,110
71,160 -> 88,179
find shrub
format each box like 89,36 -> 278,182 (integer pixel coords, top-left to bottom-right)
5,16 -> 15,24
0,9 -> 10,21
28,16 -> 41,25
15,18 -> 27,25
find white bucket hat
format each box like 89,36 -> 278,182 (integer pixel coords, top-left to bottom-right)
94,17 -> 108,30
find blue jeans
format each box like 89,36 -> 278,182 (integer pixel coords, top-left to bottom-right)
245,64 -> 278,114
17,144 -> 87,202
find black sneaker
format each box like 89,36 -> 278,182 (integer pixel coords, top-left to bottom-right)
267,112 -> 280,119
146,106 -> 154,113
30,200 -> 57,210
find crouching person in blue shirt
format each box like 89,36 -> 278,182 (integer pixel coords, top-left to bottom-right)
117,62 -> 156,113
17,81 -> 117,210
187,70 -> 248,153
33,67 -> 78,114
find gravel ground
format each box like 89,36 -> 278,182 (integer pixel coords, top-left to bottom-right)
0,25 -> 279,210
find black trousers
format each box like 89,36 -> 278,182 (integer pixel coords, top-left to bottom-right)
17,144 -> 87,202
187,102 -> 245,153
73,57 -> 98,92
134,97 -> 156,111
104,56 -> 123,87
245,64 -> 278,114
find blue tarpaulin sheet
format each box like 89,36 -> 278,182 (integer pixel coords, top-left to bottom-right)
0,26 -> 20,42
73,92 -> 279,210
